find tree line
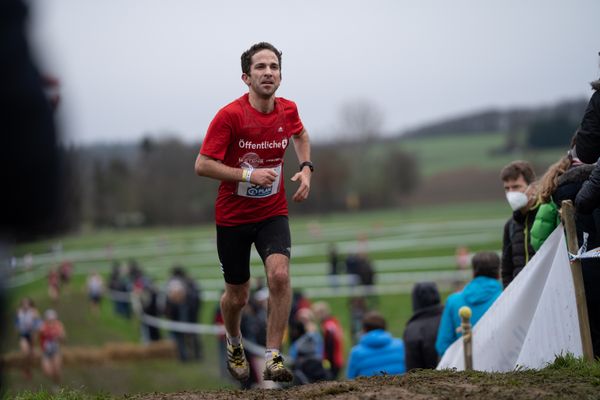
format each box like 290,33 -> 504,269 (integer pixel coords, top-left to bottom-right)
53,136 -> 419,233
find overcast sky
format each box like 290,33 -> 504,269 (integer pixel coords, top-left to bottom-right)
29,0 -> 600,145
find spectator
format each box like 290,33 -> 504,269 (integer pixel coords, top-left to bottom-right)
288,319 -> 329,385
292,307 -> 323,362
164,267 -> 197,362
573,64 -> 600,165
500,160 -> 539,288
15,297 -> 42,379
173,266 -> 203,361
435,252 -> 502,357
403,282 -> 443,371
47,267 -> 60,302
109,262 -> 132,319
312,301 -> 345,379
328,244 -> 341,288
452,246 -> 470,291
58,260 -> 73,286
356,255 -> 375,287
108,261 -> 120,310
572,63 -> 600,358
455,246 -> 470,271
86,270 -> 104,313
328,243 -> 339,276
346,311 -> 405,379
39,309 -> 66,385
531,138 -> 593,250
289,289 -> 311,328
348,296 -> 368,345
140,283 -> 162,342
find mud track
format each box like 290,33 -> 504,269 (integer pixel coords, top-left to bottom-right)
131,368 -> 600,400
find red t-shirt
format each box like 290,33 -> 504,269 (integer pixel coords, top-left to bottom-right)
200,93 -> 304,226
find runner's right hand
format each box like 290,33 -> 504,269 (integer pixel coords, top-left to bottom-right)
251,168 -> 278,187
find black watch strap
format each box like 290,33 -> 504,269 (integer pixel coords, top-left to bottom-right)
299,161 -> 314,172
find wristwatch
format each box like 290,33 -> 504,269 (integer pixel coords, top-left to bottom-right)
299,161 -> 314,172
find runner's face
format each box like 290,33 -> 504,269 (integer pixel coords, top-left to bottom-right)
243,50 -> 281,98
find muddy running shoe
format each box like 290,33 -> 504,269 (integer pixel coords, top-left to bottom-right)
263,352 -> 293,382
226,342 -> 250,381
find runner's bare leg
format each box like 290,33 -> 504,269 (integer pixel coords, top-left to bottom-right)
264,254 -> 292,349
220,281 -> 250,337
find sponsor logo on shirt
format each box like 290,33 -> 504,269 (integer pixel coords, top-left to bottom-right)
238,138 -> 288,150
239,152 -> 262,167
246,185 -> 273,197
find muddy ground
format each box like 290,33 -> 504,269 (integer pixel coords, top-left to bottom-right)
131,368 -> 600,400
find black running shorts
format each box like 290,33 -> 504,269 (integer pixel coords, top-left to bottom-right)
216,215 -> 291,285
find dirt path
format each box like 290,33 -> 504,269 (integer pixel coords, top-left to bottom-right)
130,368 -> 600,400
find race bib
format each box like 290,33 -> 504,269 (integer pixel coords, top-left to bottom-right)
237,165 -> 282,198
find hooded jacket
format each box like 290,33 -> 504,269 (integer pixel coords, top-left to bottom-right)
346,329 -> 405,379
435,276 -> 502,356
403,282 -> 443,370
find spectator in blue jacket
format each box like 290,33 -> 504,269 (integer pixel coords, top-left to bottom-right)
435,251 -> 502,357
346,311 -> 405,379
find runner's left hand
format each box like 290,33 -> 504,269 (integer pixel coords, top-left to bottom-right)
291,170 -> 311,202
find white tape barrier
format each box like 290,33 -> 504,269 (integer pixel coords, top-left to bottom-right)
126,296 -> 282,358
141,313 -> 224,335
568,232 -> 600,260
3,269 -> 48,288
107,289 -> 135,302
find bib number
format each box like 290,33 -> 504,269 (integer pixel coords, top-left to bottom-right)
237,165 -> 282,198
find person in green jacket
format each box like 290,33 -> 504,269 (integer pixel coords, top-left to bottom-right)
530,142 -> 594,251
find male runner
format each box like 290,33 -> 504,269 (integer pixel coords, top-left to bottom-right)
195,42 -> 312,382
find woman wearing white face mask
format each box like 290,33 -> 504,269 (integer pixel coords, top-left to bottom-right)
499,161 -> 539,289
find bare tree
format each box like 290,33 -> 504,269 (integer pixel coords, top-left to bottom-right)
338,99 -> 384,142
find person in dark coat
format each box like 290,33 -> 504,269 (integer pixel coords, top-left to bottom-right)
574,75 -> 600,165
499,161 -> 539,288
403,282 -> 443,371
572,67 -> 600,359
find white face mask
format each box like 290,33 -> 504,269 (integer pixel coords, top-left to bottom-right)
506,191 -> 528,211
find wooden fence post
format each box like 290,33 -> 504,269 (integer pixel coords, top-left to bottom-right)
459,306 -> 473,370
561,200 -> 594,361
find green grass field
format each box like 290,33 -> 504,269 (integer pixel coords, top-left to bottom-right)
397,132 -> 564,177
2,200 -> 511,397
